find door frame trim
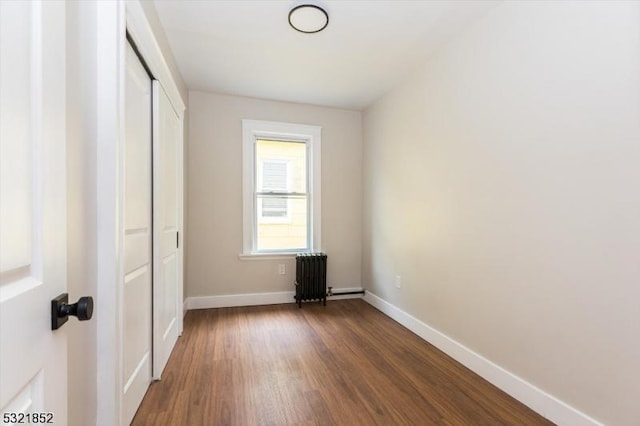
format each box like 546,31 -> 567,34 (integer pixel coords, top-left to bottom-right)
95,1 -> 124,424
95,1 -> 185,424
125,1 -> 185,115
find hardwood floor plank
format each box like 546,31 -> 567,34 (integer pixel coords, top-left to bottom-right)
132,299 -> 553,425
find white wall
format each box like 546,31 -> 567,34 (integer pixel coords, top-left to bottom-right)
362,1 -> 639,424
187,91 -> 362,298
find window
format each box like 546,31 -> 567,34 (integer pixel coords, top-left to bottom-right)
242,120 -> 321,255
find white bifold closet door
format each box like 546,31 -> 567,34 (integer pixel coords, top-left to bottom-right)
123,42 -> 152,425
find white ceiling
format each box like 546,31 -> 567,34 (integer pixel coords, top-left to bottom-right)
153,0 -> 499,110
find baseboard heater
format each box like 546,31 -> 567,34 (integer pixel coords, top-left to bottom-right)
327,287 -> 365,297
294,253 -> 327,308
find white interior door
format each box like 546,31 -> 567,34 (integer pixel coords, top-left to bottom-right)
0,0 -> 67,423
122,43 -> 152,425
152,82 -> 183,379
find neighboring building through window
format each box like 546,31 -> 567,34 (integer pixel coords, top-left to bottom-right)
258,158 -> 290,222
242,120 -> 321,254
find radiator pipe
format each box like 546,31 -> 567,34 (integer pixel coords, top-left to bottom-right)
327,286 -> 365,297
330,291 -> 365,296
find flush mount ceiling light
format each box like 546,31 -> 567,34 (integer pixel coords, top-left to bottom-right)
288,4 -> 329,34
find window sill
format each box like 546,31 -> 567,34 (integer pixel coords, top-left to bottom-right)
238,252 -> 298,261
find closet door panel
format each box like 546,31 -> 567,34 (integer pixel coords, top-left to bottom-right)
122,43 -> 152,426
152,81 -> 182,379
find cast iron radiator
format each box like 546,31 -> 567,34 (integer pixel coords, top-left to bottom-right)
295,253 -> 327,308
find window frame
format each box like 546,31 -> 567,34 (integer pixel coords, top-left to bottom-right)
241,119 -> 322,256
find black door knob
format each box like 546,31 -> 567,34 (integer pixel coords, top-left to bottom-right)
60,296 -> 93,321
51,294 -> 94,330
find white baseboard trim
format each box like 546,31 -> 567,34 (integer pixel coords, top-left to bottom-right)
185,287 -> 364,310
362,290 -> 602,426
186,291 -> 294,310
183,299 -> 188,317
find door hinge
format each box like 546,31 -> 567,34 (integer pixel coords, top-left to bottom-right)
176,231 -> 179,249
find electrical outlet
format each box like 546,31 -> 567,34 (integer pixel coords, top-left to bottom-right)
394,275 -> 402,288
278,264 -> 286,275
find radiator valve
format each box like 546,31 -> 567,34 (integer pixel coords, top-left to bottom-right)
327,286 -> 333,296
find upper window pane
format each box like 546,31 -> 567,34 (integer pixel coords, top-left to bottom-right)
256,139 -> 306,193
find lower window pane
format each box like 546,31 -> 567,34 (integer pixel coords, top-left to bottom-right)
256,196 -> 307,251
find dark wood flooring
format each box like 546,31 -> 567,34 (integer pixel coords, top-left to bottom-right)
132,299 -> 553,425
